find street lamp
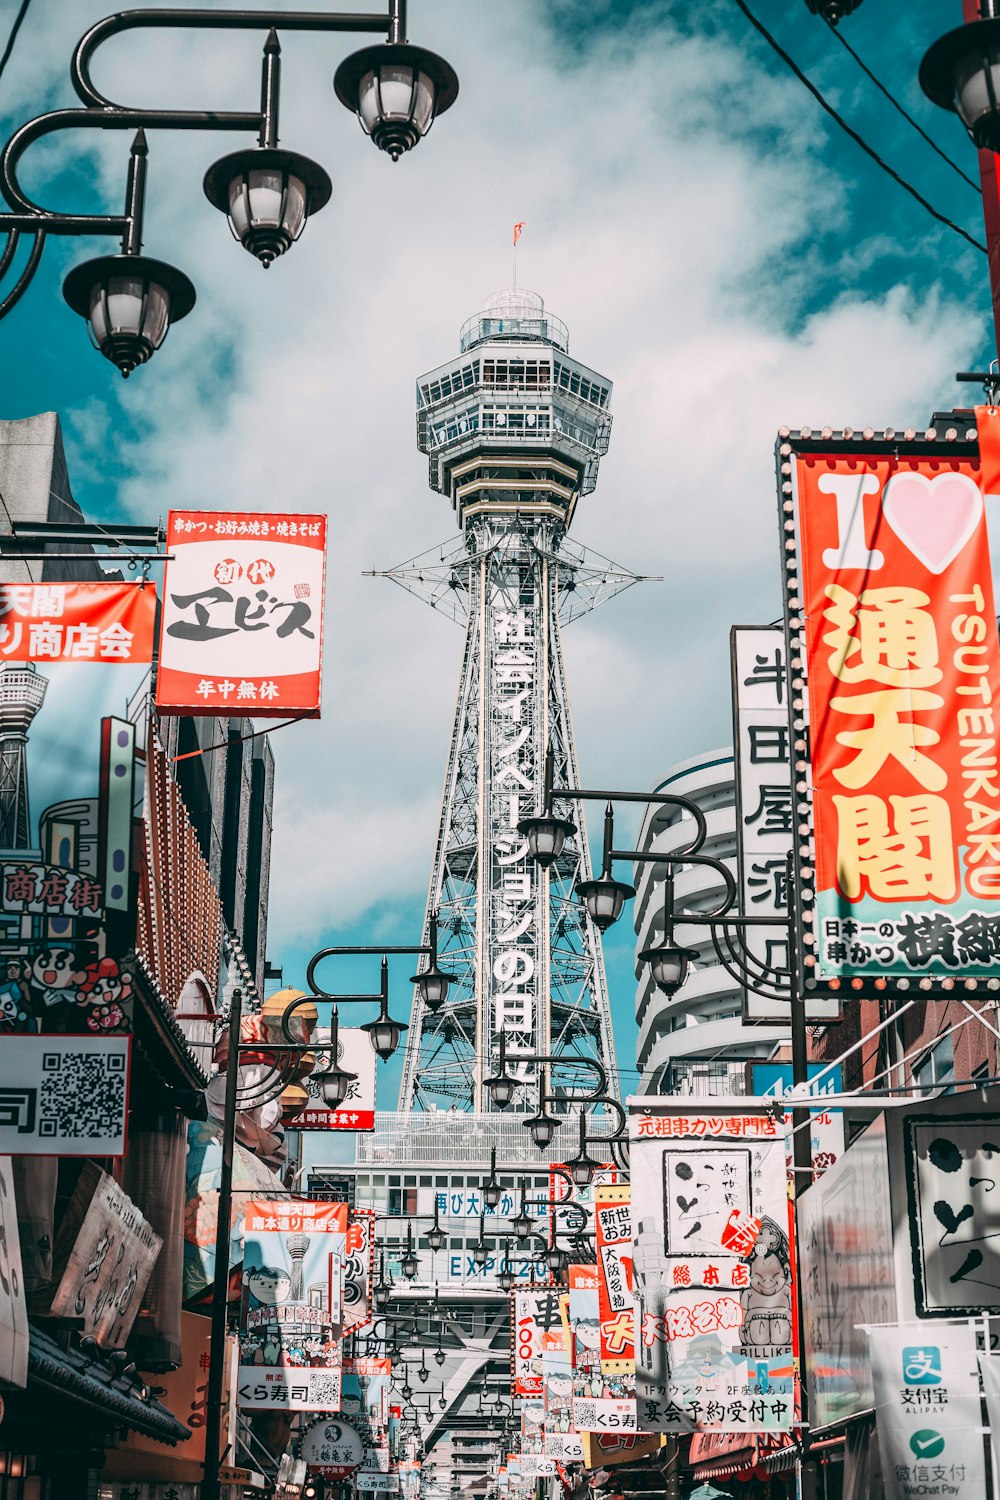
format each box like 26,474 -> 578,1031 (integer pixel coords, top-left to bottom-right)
483,1033 -> 519,1110
410,913 -> 455,1013
482,1145 -> 501,1210
518,747 -> 576,867
566,1109 -> 602,1190
526,1104 -> 559,1151
401,1225 -> 419,1281
0,0 -> 459,362
544,1237 -> 569,1278
921,12 -> 1000,151
333,41 -> 459,160
511,1191 -> 533,1241
497,1260 -> 514,1293
425,1200 -> 446,1253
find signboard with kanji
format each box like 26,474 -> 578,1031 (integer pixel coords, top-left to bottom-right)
593,1184 -> 634,1375
0,582 -> 155,664
156,510 -> 327,717
630,1100 -> 796,1433
238,1198 -> 347,1411
512,1288 -> 565,1397
780,427 -> 1000,997
0,1035 -> 130,1155
731,626 -> 839,1022
298,1027 -> 376,1131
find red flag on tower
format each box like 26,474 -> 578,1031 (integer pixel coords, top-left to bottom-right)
513,221 -> 526,246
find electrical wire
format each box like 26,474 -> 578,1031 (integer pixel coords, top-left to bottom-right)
729,0 -> 987,255
0,0 -> 32,88
822,15 -> 981,194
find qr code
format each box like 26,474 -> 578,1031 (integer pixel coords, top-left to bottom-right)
38,1050 -> 127,1138
309,1372 -> 342,1406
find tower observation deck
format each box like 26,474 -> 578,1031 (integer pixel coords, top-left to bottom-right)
378,287 -> 648,1113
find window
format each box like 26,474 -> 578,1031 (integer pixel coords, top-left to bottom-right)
913,1034 -> 955,1094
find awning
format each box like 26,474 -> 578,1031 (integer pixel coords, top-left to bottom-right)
690,1431 -> 798,1482
27,1324 -> 192,1445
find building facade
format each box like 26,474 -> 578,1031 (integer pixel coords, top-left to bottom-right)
633,748 -> 788,1095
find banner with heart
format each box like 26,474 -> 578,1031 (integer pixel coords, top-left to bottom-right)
881,470 -> 983,575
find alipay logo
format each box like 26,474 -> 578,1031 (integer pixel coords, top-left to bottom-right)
902,1347 -> 942,1386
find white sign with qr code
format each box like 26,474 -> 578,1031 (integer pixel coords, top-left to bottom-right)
0,1036 -> 130,1156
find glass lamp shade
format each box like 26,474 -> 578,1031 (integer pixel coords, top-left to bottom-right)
401,1251 -> 419,1280
517,814 -> 576,869
319,1063 -> 358,1107
439,1393 -> 447,1409
434,1347 -> 446,1367
63,254 -> 196,378
204,148 -> 332,266
334,43 -> 459,161
576,873 -> 636,932
412,963 -> 452,1012
639,940 -> 698,997
362,1010 -> 408,1060
401,1382 -> 413,1400
545,1243 -> 569,1276
511,1210 -> 532,1240
426,1224 -> 445,1252
497,1263 -> 514,1292
527,1110 -> 559,1151
921,20 -> 1000,151
482,1179 -> 501,1210
373,1283 -> 390,1311
569,1151 -> 599,1189
484,1071 -> 518,1110
418,1364 -> 429,1384
472,1240 -> 489,1268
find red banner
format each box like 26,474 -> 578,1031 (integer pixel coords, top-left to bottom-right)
156,510 -> 327,717
790,436 -> 1000,988
0,582 -> 155,663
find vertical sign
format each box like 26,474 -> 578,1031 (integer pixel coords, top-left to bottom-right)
512,1287 -> 564,1397
99,716 -> 136,918
0,1156 -> 27,1386
731,626 -> 838,1022
239,1198 -> 347,1411
630,1100 -> 795,1433
157,510 -> 327,717
869,1325 -> 987,1500
781,434 -> 1000,995
593,1184 -> 634,1375
488,605 -> 542,1078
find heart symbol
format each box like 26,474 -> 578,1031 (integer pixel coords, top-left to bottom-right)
882,471 -> 983,574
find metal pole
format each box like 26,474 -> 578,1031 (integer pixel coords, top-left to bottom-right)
202,984 -> 243,1500
259,29 -> 280,148
963,0 -> 1000,354
122,128 -> 147,255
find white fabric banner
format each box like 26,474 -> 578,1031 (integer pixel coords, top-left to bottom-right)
869,1325 -> 987,1500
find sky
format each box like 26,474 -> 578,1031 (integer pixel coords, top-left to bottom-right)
0,0 -> 993,1108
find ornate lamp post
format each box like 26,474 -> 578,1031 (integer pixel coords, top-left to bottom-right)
0,0 -> 458,368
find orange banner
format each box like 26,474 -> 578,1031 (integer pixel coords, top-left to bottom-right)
0,581 -> 155,663
593,1184 -> 634,1375
792,441 -> 1000,985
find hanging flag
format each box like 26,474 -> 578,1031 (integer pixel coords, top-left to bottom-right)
513,221 -> 526,245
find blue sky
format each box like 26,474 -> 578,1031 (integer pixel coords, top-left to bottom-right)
0,0 -> 992,1107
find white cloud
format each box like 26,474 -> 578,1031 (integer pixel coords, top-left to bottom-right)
6,0 -> 985,973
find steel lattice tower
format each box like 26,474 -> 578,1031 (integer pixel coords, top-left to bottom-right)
0,664 -> 47,851
379,288 -> 647,1113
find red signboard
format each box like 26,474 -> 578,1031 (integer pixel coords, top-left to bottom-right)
0,582 -> 155,663
593,1184 -> 634,1375
784,426 -> 1000,993
156,510 -> 327,717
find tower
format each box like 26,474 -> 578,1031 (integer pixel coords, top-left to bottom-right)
0,664 -> 47,851
381,287 -> 644,1113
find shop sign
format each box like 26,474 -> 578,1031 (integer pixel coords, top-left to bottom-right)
570,1395 -> 636,1434
0,582 -> 156,664
580,1431 -> 664,1471
905,1114 -> 1000,1314
299,1028 -> 376,1131
49,1163 -> 161,1345
630,1101 -> 795,1432
416,1185 -> 547,1221
731,625 -> 838,1021
517,1457 -> 556,1477
797,1114 -> 896,1430
512,1287 -> 565,1397
343,1208 -> 375,1332
300,1417 -> 365,1477
356,1475 -> 400,1492
568,1264 -> 600,1353
593,1184 -> 634,1374
239,1198 -> 347,1411
121,1312 -> 237,1462
97,1487 -> 200,1500
156,510 -> 327,717
751,1062 -> 845,1176
0,1035 -> 130,1156
0,1156 -> 27,1387
870,1324 -> 987,1500
0,861 -> 103,920
780,429 -> 1000,996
